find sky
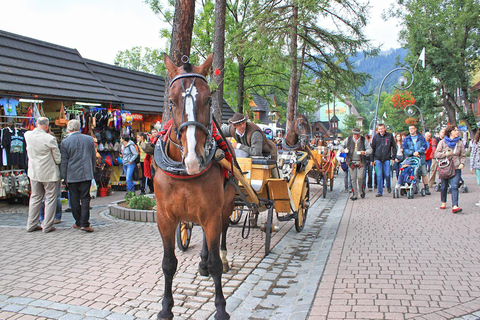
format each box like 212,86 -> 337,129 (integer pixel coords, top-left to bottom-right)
0,0 -> 402,65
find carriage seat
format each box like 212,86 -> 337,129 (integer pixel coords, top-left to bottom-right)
236,156 -> 277,193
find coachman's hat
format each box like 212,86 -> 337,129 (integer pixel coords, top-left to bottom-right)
229,113 -> 247,124
351,128 -> 362,135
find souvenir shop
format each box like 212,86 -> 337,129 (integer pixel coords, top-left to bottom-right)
0,96 -> 160,201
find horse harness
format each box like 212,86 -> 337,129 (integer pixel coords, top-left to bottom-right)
154,73 -> 217,179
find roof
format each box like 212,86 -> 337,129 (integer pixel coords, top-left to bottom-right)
222,101 -> 235,123
250,94 -> 274,124
330,115 -> 339,122
0,30 -> 120,102
0,30 -> 166,113
84,59 -> 165,113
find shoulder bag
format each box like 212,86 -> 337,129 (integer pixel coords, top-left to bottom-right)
437,143 -> 457,180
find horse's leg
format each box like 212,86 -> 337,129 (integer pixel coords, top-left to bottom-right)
198,232 -> 209,276
157,223 -> 178,320
205,226 -> 230,320
220,224 -> 229,273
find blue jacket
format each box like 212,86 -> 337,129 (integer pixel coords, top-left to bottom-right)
402,134 -> 428,165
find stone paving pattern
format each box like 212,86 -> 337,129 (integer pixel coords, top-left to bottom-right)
308,171 -> 480,320
1,167 -> 480,319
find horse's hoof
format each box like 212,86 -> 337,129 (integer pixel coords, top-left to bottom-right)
198,266 -> 209,276
214,312 -> 230,320
157,310 -> 174,320
222,263 -> 230,274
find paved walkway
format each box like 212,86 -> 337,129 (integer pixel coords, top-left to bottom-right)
308,170 -> 480,320
0,167 -> 479,320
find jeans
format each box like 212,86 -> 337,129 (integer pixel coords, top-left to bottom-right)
393,161 -> 401,180
425,159 -> 432,173
441,169 -> 461,207
375,160 -> 391,194
39,182 -> 62,222
123,162 -> 136,192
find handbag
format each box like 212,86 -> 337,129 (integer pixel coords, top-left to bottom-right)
437,144 -> 457,180
438,158 -> 455,179
55,104 -> 68,127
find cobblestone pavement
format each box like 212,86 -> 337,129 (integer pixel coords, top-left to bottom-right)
0,178 -> 334,320
1,167 -> 480,320
308,169 -> 480,320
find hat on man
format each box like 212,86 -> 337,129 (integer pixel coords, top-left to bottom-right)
229,113 -> 247,125
351,128 -> 362,135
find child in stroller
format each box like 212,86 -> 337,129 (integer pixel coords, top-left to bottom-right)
393,157 -> 426,199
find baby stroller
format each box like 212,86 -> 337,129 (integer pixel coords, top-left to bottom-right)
393,157 -> 426,199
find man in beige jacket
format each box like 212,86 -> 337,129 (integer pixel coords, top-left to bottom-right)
25,117 -> 61,233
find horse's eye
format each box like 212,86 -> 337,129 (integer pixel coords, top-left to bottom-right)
169,99 -> 175,107
206,97 -> 212,106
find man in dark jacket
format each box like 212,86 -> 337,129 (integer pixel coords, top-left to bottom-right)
402,124 -> 431,195
371,124 -> 397,197
60,119 -> 96,232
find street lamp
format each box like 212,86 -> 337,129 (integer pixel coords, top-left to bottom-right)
371,67 -> 415,135
405,104 -> 426,133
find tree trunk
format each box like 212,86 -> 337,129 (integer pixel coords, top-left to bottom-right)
286,5 -> 298,129
237,55 -> 246,114
212,0 -> 226,123
162,0 -> 196,126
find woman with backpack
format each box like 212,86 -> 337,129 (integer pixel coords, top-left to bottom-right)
121,134 -> 138,193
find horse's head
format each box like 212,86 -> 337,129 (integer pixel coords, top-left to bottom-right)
295,114 -> 311,149
164,53 -> 214,175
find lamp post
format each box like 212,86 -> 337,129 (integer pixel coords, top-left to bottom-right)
405,104 -> 426,133
371,67 -> 415,136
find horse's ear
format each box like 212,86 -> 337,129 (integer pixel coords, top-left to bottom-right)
196,53 -> 214,76
164,53 -> 181,78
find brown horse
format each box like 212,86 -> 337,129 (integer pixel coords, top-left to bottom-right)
282,114 -> 311,150
154,54 -> 235,320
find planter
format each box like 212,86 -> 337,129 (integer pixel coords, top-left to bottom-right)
98,188 -> 108,197
108,199 -> 156,223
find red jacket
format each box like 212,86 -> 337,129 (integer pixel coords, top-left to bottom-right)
425,138 -> 435,161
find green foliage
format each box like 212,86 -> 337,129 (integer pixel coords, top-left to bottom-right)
342,114 -> 358,132
114,46 -> 165,76
125,191 -> 136,204
127,195 -> 156,210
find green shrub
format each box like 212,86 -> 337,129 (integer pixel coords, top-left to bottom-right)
125,191 -> 136,204
128,195 -> 156,210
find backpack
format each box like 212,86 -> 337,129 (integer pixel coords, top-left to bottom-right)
130,143 -> 141,164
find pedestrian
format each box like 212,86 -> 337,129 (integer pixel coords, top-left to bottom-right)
340,128 -> 372,201
393,133 -> 404,179
60,119 -> 96,232
371,124 -> 397,197
435,124 -> 465,213
425,132 -> 434,173
24,117 -> 61,233
470,129 -> 480,206
137,132 -> 153,194
121,134 -> 138,194
402,124 -> 431,195
363,134 -> 374,191
428,128 -> 445,188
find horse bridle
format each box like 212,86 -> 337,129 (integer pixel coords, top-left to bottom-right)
282,118 -> 311,150
168,73 -> 215,155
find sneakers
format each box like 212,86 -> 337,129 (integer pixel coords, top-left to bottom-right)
80,226 -> 94,233
387,187 -> 392,193
475,203 -> 480,207
65,208 -> 72,212
452,207 -> 462,214
350,196 -> 358,201
375,193 -> 382,197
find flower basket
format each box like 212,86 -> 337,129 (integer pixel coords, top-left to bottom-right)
405,117 -> 418,125
392,90 -> 415,109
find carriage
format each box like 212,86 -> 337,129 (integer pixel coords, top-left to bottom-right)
177,150 -> 314,256
306,145 -> 338,198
